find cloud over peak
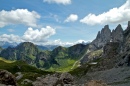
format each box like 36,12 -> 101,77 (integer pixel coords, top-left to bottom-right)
80,0 -> 130,25
65,14 -> 78,22
0,9 -> 40,28
43,0 -> 71,5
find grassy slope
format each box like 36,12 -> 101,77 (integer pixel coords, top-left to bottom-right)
0,57 -> 15,63
0,57 -> 54,86
0,58 -> 52,74
48,58 -> 76,72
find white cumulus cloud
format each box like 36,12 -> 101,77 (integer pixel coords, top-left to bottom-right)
0,26 -> 56,44
0,34 -> 22,43
42,39 -> 90,46
80,0 -> 130,25
22,26 -> 56,42
0,9 -> 40,28
43,0 -> 71,5
65,14 -> 78,22
7,29 -> 15,32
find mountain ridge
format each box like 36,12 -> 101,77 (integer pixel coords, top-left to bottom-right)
0,21 -> 130,72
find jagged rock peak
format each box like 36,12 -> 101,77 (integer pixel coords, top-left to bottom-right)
113,24 -> 123,33
111,24 -> 123,42
116,24 -> 123,31
92,25 -> 111,48
128,21 -> 130,27
104,25 -> 109,29
102,25 -> 110,31
124,21 -> 130,36
96,31 -> 101,39
101,25 -> 111,38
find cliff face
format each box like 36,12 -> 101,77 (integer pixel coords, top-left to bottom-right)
111,24 -> 124,42
80,22 -> 127,66
92,25 -> 111,48
92,24 -> 124,48
89,21 -> 130,71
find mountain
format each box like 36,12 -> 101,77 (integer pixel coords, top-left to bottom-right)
0,42 -> 89,71
0,42 -> 39,64
1,22 -> 130,86
71,21 -> 130,73
91,24 -> 124,48
0,41 -> 18,48
0,47 -> 3,53
66,21 -> 130,86
37,45 -> 58,51
1,21 -> 130,74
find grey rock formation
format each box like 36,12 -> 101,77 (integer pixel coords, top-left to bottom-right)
92,25 -> 111,48
33,73 -> 74,86
0,70 -> 17,86
15,72 -> 23,81
92,24 -> 124,48
21,79 -> 33,85
111,24 -> 123,42
86,80 -> 108,86
60,72 -> 74,84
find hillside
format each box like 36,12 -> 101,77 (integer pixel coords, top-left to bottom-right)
0,57 -> 53,86
0,22 -> 129,73
0,42 -> 90,72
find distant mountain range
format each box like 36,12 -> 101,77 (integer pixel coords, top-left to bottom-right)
37,45 -> 58,51
0,41 -> 58,51
0,41 -> 18,48
1,21 -> 130,72
1,22 -> 130,86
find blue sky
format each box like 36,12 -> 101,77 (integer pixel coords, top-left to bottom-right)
0,0 -> 129,46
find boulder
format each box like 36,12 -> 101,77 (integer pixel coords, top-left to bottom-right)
15,72 -> 23,81
0,70 -> 17,86
86,80 -> 108,86
60,72 -> 74,84
21,79 -> 33,85
33,73 -> 74,86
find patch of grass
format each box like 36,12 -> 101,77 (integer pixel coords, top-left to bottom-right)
0,59 -> 53,74
0,57 -> 15,63
17,72 -> 42,86
47,59 -> 76,72
0,58 -> 55,86
88,49 -> 103,60
69,64 -> 91,76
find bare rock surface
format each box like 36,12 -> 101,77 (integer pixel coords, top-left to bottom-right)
111,24 -> 123,42
86,80 -> 108,86
33,72 -> 74,86
92,25 -> 111,48
0,70 -> 17,86
15,72 -> 23,81
76,67 -> 130,86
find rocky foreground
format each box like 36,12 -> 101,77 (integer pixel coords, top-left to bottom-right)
0,69 -> 108,86
1,67 -> 130,86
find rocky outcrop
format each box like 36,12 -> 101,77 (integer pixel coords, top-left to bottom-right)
21,79 -> 33,85
86,80 -> 108,86
33,72 -> 74,86
15,72 -> 23,81
92,24 -> 124,48
92,25 -> 111,48
111,24 -> 124,42
116,21 -> 130,67
0,70 -> 17,86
